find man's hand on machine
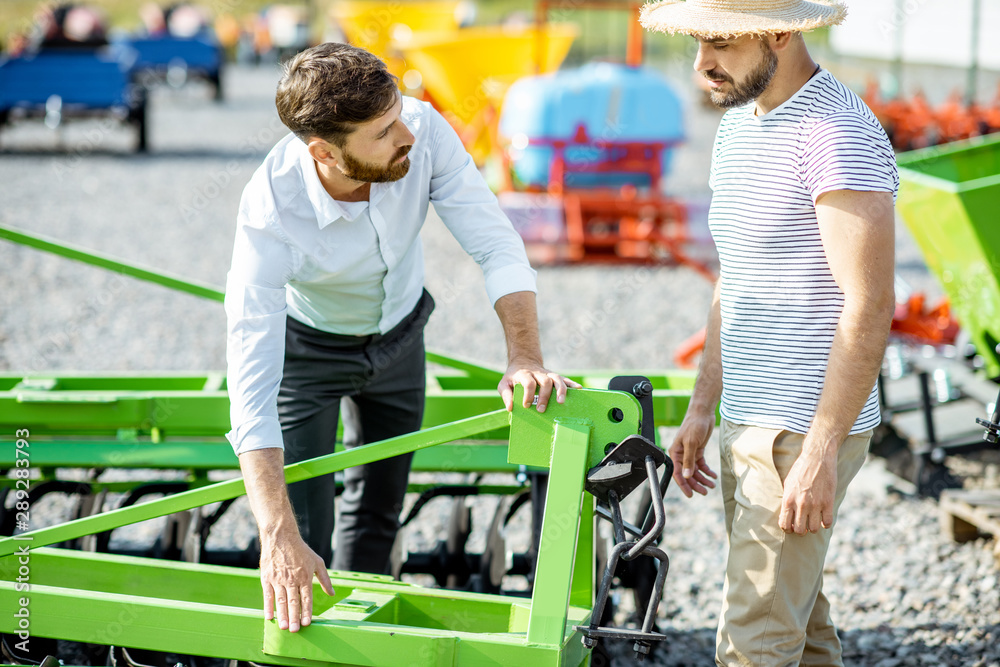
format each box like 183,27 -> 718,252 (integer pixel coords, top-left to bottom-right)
260,532 -> 334,632
499,360 -> 581,413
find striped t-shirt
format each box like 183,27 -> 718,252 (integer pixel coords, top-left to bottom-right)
708,69 -> 898,435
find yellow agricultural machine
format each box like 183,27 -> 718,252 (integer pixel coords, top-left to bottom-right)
329,1 -> 704,271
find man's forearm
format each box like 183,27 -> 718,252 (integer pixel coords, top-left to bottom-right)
805,300 -> 893,457
494,291 -> 543,365
690,280 -> 723,415
239,447 -> 300,542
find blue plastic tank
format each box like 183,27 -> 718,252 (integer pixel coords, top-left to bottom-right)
499,61 -> 684,190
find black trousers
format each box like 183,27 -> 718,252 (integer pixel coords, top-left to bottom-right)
276,290 -> 434,574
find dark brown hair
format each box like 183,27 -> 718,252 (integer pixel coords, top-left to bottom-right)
275,43 -> 399,147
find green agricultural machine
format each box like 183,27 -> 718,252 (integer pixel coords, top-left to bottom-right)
878,134 -> 1000,495
0,223 -> 697,666
897,133 -> 1000,379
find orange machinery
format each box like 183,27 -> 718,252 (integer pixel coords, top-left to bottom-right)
864,79 -> 1000,151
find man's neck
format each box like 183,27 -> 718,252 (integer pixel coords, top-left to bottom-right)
315,161 -> 370,202
755,56 -> 820,116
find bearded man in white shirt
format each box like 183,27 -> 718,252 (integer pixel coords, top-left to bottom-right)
226,42 -> 577,634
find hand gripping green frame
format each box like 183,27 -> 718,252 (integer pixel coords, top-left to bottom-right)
0,385 -> 645,667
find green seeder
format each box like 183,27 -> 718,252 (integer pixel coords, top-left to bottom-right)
0,223 -> 693,666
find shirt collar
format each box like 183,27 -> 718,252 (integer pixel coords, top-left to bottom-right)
754,68 -> 828,122
297,140 -> 364,228
295,133 -> 406,226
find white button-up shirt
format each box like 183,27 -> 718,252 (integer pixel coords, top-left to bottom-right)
225,97 -> 537,455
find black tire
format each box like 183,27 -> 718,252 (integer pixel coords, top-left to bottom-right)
590,642 -> 613,667
133,102 -> 148,153
210,70 -> 223,102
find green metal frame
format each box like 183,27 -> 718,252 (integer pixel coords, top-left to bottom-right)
0,369 -> 694,483
897,134 -> 1000,378
0,212 -> 689,665
0,220 -> 695,470
0,370 -> 695,437
0,224 -> 226,303
1,387 -> 645,667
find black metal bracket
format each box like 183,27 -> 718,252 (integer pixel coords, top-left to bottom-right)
576,442 -> 672,661
607,376 -> 656,443
976,385 -> 1000,444
584,435 -> 668,504
1,634 -> 61,667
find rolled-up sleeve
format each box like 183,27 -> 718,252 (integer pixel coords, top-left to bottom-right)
427,109 -> 537,305
225,204 -> 297,455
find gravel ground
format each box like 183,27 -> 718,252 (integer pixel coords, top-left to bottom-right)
2,63 -> 997,667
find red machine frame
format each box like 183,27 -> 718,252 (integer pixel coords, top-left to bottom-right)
500,1 -> 715,278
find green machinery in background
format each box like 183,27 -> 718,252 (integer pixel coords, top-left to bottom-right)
896,133 -> 1000,379
879,135 -> 1000,495
0,223 -> 694,665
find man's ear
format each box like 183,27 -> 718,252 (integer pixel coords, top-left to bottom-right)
770,31 -> 794,52
307,137 -> 337,165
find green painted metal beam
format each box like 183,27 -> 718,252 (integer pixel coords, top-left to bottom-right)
571,498 -> 595,610
0,548 -> 593,666
0,440 -> 240,469
0,439 -> 523,473
0,222 -> 226,302
0,371 -> 696,440
0,410 -> 511,557
0,477 -> 527,497
425,351 -> 505,383
526,419 -> 591,646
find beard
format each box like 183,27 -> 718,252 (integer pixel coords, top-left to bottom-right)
339,145 -> 411,183
705,39 -> 779,109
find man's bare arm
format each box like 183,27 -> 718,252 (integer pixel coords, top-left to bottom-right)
240,448 -> 334,631
670,278 -> 722,497
494,291 -> 580,412
779,189 -> 895,534
690,279 -> 725,419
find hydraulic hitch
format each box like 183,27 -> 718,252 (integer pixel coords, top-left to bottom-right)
575,378 -> 674,662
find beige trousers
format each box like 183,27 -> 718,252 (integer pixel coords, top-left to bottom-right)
716,420 -> 872,667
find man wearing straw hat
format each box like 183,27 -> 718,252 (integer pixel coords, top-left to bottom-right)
641,1 -> 898,664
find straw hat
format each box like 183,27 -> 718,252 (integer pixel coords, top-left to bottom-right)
639,0 -> 847,39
